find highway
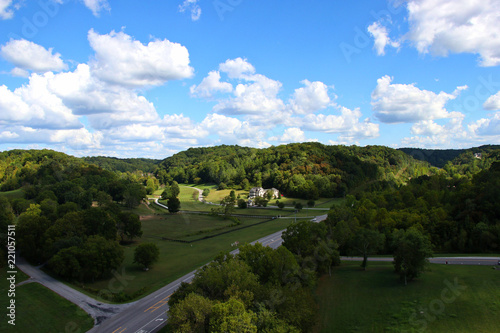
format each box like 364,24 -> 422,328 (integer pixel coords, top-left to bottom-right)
342,256 -> 500,265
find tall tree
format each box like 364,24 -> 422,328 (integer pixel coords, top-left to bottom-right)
167,197 -> 181,213
392,228 -> 433,285
134,243 -> 160,270
117,212 -> 143,242
168,293 -> 213,333
351,228 -> 385,270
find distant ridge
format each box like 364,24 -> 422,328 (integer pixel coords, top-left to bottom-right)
398,145 -> 500,168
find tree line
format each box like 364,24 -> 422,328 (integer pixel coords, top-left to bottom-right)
327,161 -> 500,256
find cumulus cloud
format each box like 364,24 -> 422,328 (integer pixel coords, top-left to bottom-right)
179,0 -> 201,21
296,107 -> 380,141
1,39 -> 68,73
269,127 -> 306,143
88,29 -> 194,87
0,125 -> 102,150
201,113 -> 242,137
288,80 -> 332,114
367,21 -> 400,55
371,75 -> 465,123
219,58 -> 256,79
0,0 -> 13,19
405,0 -> 500,66
82,0 -> 110,17
484,91 -> 500,110
48,64 -> 158,122
469,112 -> 500,136
190,71 -> 233,98
213,73 -> 284,115
0,85 -> 31,122
1,73 -> 82,129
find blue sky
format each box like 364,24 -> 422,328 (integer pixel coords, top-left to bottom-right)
1,0 -> 500,158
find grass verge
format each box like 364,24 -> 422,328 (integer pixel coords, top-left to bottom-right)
0,282 -> 93,333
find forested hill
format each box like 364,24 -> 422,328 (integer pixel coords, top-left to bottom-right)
82,156 -> 160,173
156,143 -> 433,199
398,145 -> 500,168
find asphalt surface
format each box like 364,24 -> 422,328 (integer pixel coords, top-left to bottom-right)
342,256 -> 500,265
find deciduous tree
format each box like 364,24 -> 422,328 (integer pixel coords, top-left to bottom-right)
134,242 -> 160,270
392,228 -> 433,285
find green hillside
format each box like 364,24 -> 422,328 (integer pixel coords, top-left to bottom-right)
156,143 -> 433,199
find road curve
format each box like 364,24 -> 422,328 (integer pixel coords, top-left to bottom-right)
16,256 -> 133,326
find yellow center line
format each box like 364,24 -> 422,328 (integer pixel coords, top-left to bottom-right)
112,327 -> 126,333
144,294 -> 172,313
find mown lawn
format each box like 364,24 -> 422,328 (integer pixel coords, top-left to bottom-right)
0,282 -> 93,333
315,261 -> 500,332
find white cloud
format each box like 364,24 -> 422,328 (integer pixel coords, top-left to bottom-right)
179,0 -> 201,21
0,0 -> 16,19
405,0 -> 500,66
2,73 -> 82,129
1,39 -> 67,73
0,85 -> 31,122
213,73 -> 284,115
190,71 -> 233,98
371,75 -> 465,123
160,114 -> 207,140
191,58 -> 283,115
48,64 -> 158,124
288,80 -> 332,114
269,127 -> 306,143
88,29 -> 194,87
484,91 -> 500,110
469,112 -> 500,136
0,125 -> 101,150
199,113 -> 271,147
219,57 -> 255,79
297,107 -> 380,141
82,0 -> 110,17
367,21 -> 400,56
410,120 -> 445,136
201,113 -> 242,137
11,67 -> 29,77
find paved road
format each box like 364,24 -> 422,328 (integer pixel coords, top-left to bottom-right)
342,256 -> 500,265
16,256 -> 133,325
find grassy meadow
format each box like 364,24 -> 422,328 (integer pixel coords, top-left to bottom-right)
67,210 -> 295,302
0,282 -> 93,333
315,261 -> 500,332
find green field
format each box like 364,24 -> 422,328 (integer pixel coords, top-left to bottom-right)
67,211 -> 296,302
0,282 -> 93,333
0,188 -> 24,200
159,186 -> 334,219
315,261 -> 500,332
